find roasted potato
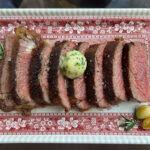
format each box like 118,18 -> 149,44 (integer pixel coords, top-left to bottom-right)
143,118 -> 150,129
136,105 -> 150,119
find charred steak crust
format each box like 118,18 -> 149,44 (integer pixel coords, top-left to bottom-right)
29,43 -> 45,105
102,41 -> 119,104
10,38 -> 21,105
85,45 -> 98,104
66,78 -> 75,103
122,43 -> 133,100
48,41 -> 62,104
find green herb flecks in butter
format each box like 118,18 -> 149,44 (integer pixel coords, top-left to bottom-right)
60,50 -> 87,79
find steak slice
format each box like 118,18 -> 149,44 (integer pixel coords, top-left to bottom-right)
10,27 -> 40,109
85,44 -> 109,107
0,34 -> 16,111
67,42 -> 91,110
38,40 -> 55,104
48,41 -> 75,111
95,43 -> 110,107
102,41 -> 120,105
113,41 -> 127,101
126,42 -> 150,102
74,42 -> 91,110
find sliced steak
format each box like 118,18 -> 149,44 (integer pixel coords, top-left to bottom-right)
38,40 -> 55,104
74,42 -> 91,110
85,44 -> 109,107
66,42 -> 91,110
113,41 -> 127,101
102,41 -> 120,105
48,41 -> 75,111
127,42 -> 150,102
10,27 -> 40,109
95,43 -> 110,107
0,34 -> 16,111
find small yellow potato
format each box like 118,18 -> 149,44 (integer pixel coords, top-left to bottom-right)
143,118 -> 150,129
136,105 -> 150,119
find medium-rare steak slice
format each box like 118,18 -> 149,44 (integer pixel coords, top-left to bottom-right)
38,40 -> 55,104
124,42 -> 150,102
85,44 -> 109,107
95,43 -> 110,107
0,34 -> 16,111
113,41 -> 127,101
10,27 -> 40,109
48,41 -> 75,111
66,42 -> 91,110
102,41 -> 120,105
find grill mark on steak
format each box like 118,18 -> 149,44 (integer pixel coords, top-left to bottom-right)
48,41 -> 62,104
122,43 -> 133,100
102,41 -> 119,104
29,42 -> 45,105
85,45 -> 98,104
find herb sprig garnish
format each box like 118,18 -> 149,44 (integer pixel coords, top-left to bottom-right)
0,42 -> 4,60
119,114 -> 137,132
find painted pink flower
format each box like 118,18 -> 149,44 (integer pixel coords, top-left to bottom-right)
57,117 -> 78,130
40,126 -> 46,131
11,121 -> 20,130
40,121 -> 46,126
93,126 -> 99,131
91,118 -> 96,125
4,118 -> 26,130
47,121 -> 52,126
34,124 -> 39,129
95,20 -> 101,25
100,124 -> 105,129
17,118 -> 26,127
65,23 -> 73,34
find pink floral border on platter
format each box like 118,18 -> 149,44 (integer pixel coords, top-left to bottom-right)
0,112 -> 147,136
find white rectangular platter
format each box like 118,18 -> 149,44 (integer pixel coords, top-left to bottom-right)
0,8 -> 150,144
